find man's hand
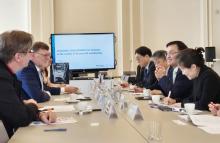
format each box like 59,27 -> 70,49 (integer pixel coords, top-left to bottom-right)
39,111 -> 56,124
134,87 -> 143,93
208,102 -> 220,116
155,66 -> 166,80
150,89 -> 163,95
64,86 -> 79,94
23,99 -> 38,106
163,97 -> 176,105
120,82 -> 129,88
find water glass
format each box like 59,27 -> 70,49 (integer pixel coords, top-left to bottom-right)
147,121 -> 163,142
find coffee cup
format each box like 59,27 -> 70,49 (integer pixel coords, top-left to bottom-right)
152,95 -> 160,104
143,89 -> 150,97
77,102 -> 88,111
184,103 -> 195,114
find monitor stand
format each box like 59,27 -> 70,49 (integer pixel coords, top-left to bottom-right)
94,72 -> 99,78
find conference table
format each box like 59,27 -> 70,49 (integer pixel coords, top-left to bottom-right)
118,94 -> 220,143
8,80 -> 220,143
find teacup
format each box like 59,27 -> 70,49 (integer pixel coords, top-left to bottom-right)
184,103 -> 195,114
143,89 -> 150,96
152,95 -> 160,104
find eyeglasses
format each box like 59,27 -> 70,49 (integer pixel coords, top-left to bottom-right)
35,52 -> 51,58
18,50 -> 33,55
167,52 -> 178,56
135,56 -> 144,61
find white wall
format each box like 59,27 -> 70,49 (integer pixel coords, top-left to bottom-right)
0,0 -> 29,33
142,0 -> 205,52
30,0 -> 54,44
211,0 -> 220,74
54,0 -> 122,75
211,0 -> 220,58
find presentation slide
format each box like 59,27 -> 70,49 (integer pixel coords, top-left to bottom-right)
51,34 -> 115,70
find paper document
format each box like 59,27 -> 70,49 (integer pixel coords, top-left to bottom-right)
54,97 -> 69,102
190,115 -> 220,134
39,105 -> 75,112
198,126 -> 220,134
190,115 -> 220,127
30,117 -> 77,126
178,115 -> 190,122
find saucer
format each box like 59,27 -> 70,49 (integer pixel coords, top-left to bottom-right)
65,99 -> 80,104
180,110 -> 202,115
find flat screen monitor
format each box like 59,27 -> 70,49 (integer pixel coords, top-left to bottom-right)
51,33 -> 115,73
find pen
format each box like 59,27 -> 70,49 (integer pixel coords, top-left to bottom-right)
165,91 -> 171,105
167,91 -> 171,99
44,128 -> 67,132
92,108 -> 102,112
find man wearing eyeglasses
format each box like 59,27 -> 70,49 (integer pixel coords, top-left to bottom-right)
0,31 -> 56,137
16,42 -> 78,103
154,41 -> 193,105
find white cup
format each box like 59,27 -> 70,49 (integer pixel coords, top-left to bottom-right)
77,102 -> 88,111
143,89 -> 150,97
152,95 -> 160,104
184,103 -> 195,114
70,94 -> 76,100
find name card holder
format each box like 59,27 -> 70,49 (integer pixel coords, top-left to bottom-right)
119,94 -> 129,110
104,100 -> 118,119
127,103 -> 144,120
94,92 -> 100,101
98,95 -> 108,110
119,100 -> 128,111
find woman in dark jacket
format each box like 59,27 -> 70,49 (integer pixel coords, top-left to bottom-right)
177,48 -> 220,110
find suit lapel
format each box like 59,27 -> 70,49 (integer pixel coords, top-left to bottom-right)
29,61 -> 43,90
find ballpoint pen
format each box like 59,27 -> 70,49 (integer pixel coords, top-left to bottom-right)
167,91 -> 171,99
166,91 -> 171,104
44,128 -> 67,132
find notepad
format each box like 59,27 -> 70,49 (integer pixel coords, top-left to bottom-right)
190,115 -> 220,134
30,117 -> 77,126
39,105 -> 75,112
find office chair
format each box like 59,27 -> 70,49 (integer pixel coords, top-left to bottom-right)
0,120 -> 9,143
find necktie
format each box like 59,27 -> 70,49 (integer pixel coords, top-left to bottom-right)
38,71 -> 44,90
143,68 -> 148,80
172,68 -> 178,83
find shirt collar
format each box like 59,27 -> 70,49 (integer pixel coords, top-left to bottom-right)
173,67 -> 178,73
35,65 -> 41,72
144,62 -> 150,70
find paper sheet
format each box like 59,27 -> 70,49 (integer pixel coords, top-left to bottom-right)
198,126 -> 220,134
190,115 -> 220,127
190,115 -> 220,134
54,98 -> 69,102
30,117 -> 77,126
178,115 -> 190,122
39,105 -> 75,112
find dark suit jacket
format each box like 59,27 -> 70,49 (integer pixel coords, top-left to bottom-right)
16,61 -> 60,103
134,61 -> 157,88
157,67 -> 192,102
183,65 -> 220,110
0,60 -> 38,137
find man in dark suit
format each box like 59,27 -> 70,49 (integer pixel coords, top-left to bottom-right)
133,46 -> 157,91
16,42 -> 78,103
0,30 -> 56,137
154,41 -> 193,104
